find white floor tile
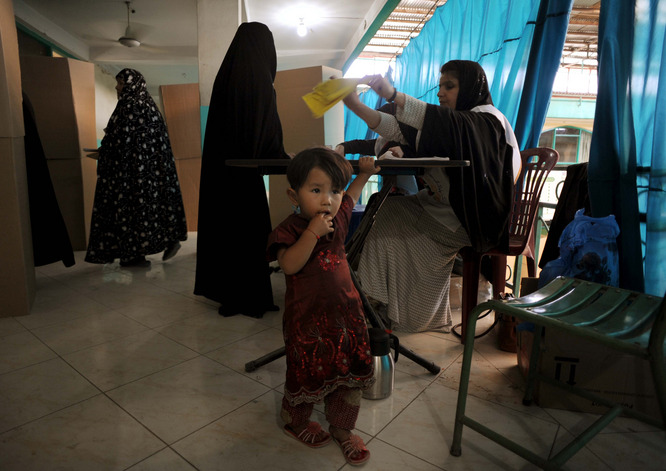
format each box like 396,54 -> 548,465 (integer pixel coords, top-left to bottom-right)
0,357 -> 100,433
0,395 -> 164,470
0,330 -> 57,374
63,329 -> 199,391
106,356 -> 270,443
1,234 -> 663,470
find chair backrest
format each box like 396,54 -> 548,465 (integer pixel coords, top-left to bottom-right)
506,147 -> 559,256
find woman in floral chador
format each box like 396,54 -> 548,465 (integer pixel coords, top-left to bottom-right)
86,68 -> 187,267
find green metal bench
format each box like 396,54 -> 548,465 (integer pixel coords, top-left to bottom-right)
450,276 -> 666,470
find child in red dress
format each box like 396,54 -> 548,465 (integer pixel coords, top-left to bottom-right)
267,147 -> 380,466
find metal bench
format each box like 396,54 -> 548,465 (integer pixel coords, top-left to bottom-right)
450,276 -> 666,470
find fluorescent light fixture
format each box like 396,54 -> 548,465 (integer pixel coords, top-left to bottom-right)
297,19 -> 307,37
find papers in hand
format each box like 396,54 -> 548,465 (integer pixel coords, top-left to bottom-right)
302,78 -> 360,118
378,151 -> 449,161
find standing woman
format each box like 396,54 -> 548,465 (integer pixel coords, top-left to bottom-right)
342,60 -> 520,333
86,68 -> 187,267
195,22 -> 290,317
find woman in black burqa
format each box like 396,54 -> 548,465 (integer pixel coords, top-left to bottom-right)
86,68 -> 187,267
23,92 -> 75,267
195,22 -> 290,317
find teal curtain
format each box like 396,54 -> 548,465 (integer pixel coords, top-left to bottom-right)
342,88 -> 383,158
589,0 -> 666,295
513,1 -> 573,149
343,0 -> 571,151
393,0 -> 540,121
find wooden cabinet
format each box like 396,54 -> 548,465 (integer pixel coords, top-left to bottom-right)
19,56 -> 97,251
271,65 -> 345,227
160,83 -> 202,231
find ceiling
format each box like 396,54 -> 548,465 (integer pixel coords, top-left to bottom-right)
562,0 -> 599,69
362,0 -> 599,70
14,0 -> 599,90
14,0 -> 384,88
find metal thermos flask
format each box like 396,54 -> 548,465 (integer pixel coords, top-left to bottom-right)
363,328 -> 399,400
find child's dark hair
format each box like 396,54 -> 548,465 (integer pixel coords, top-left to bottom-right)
287,147 -> 353,191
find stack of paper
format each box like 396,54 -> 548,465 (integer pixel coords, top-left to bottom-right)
302,78 -> 359,118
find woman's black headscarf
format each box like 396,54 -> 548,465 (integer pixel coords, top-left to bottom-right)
417,60 -> 514,252
195,22 -> 287,314
440,60 -> 493,111
201,22 -> 288,161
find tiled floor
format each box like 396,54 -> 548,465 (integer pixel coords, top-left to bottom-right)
1,234 -> 664,470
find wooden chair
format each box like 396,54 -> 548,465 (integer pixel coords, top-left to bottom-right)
458,147 -> 559,342
451,276 -> 666,469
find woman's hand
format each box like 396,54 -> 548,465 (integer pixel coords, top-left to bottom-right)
363,75 -> 395,101
387,146 -> 404,158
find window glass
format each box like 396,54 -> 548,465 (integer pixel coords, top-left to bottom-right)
538,127 -> 592,164
554,135 -> 579,163
538,130 -> 554,148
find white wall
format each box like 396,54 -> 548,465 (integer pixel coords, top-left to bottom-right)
93,65 -> 118,145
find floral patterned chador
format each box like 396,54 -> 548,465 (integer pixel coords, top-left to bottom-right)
267,195 -> 374,406
85,68 -> 187,263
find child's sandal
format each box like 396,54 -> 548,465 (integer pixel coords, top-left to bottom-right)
331,432 -> 370,466
283,422 -> 332,448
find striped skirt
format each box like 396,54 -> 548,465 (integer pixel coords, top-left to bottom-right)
357,195 -> 470,333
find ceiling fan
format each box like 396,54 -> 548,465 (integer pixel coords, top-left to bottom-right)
118,1 -> 140,48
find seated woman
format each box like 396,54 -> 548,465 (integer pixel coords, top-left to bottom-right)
342,60 -> 521,333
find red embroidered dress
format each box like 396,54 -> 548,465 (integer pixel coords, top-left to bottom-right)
267,195 -> 374,406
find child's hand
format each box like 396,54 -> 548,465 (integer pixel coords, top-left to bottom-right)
307,213 -> 334,238
358,156 -> 380,175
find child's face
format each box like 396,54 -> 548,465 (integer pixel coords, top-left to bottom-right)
289,166 -> 344,220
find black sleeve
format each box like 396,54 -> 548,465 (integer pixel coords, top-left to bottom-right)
340,139 -> 378,156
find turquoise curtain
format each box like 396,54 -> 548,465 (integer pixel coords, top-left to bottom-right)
513,1 -> 573,149
343,0 -> 572,152
589,0 -> 666,295
342,88 -> 383,159
393,0 -> 540,121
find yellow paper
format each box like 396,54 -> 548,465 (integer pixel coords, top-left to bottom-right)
302,78 -> 360,118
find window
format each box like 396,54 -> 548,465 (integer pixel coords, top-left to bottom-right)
538,127 -> 592,164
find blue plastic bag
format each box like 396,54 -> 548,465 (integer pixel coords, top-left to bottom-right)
539,209 -> 620,287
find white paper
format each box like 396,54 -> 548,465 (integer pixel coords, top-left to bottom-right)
378,152 -> 449,161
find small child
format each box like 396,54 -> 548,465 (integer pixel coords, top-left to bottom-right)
267,147 -> 380,466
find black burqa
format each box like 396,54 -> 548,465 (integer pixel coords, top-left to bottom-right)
195,22 -> 289,317
408,60 -> 515,252
22,92 -> 75,267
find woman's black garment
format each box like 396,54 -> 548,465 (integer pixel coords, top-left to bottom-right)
195,22 -> 289,317
413,61 -> 514,253
341,102 -> 417,158
341,139 -> 378,156
539,163 -> 590,268
22,93 -> 75,267
85,68 -> 187,264
417,106 -> 514,252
